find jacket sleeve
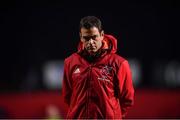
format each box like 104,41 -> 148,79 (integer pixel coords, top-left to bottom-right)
62,59 -> 72,106
117,60 -> 134,118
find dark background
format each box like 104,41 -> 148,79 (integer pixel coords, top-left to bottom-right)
1,0 -> 180,92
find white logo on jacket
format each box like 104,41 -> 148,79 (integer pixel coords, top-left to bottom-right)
98,65 -> 113,83
74,68 -> 80,74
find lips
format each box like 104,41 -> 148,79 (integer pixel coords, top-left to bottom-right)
87,46 -> 96,50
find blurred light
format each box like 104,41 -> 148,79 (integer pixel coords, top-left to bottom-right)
128,58 -> 142,87
43,60 -> 64,89
164,60 -> 180,87
153,60 -> 180,88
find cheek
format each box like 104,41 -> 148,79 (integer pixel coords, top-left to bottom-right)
84,42 -> 90,48
96,41 -> 102,47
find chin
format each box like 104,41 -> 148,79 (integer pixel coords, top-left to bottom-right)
88,50 -> 97,54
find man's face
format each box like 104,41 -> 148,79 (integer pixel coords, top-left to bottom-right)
80,27 -> 104,54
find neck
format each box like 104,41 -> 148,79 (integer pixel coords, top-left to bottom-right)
79,47 -> 107,63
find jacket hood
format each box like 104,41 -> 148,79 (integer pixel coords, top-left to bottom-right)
77,34 -> 117,54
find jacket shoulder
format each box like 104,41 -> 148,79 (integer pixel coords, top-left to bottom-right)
64,53 -> 79,64
110,53 -> 127,64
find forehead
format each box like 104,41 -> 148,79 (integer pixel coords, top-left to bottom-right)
80,27 -> 100,36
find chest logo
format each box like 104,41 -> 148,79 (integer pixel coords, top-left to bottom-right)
98,65 -> 113,82
101,65 -> 113,75
74,68 -> 80,74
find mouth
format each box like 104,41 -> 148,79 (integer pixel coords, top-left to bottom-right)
87,46 -> 96,51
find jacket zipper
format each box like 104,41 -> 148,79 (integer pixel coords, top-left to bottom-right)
86,65 -> 92,118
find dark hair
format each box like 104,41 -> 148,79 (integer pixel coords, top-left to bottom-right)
79,16 -> 103,32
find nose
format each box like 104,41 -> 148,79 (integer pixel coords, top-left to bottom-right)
89,39 -> 94,44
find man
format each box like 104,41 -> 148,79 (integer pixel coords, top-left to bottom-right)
62,16 -> 134,119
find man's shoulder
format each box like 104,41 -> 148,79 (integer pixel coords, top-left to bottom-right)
64,53 -> 79,63
109,53 -> 127,63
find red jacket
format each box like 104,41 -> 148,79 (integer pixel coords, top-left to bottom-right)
62,34 -> 134,119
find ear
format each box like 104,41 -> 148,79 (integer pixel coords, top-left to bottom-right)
101,30 -> 104,38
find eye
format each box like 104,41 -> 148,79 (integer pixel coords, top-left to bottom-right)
82,35 -> 98,41
83,36 -> 91,41
92,35 -> 98,40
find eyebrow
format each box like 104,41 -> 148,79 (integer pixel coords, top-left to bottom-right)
82,35 -> 98,39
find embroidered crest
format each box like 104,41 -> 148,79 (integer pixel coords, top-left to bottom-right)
98,65 -> 113,82
101,65 -> 113,75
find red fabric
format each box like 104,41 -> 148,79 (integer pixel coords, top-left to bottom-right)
62,34 -> 134,119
